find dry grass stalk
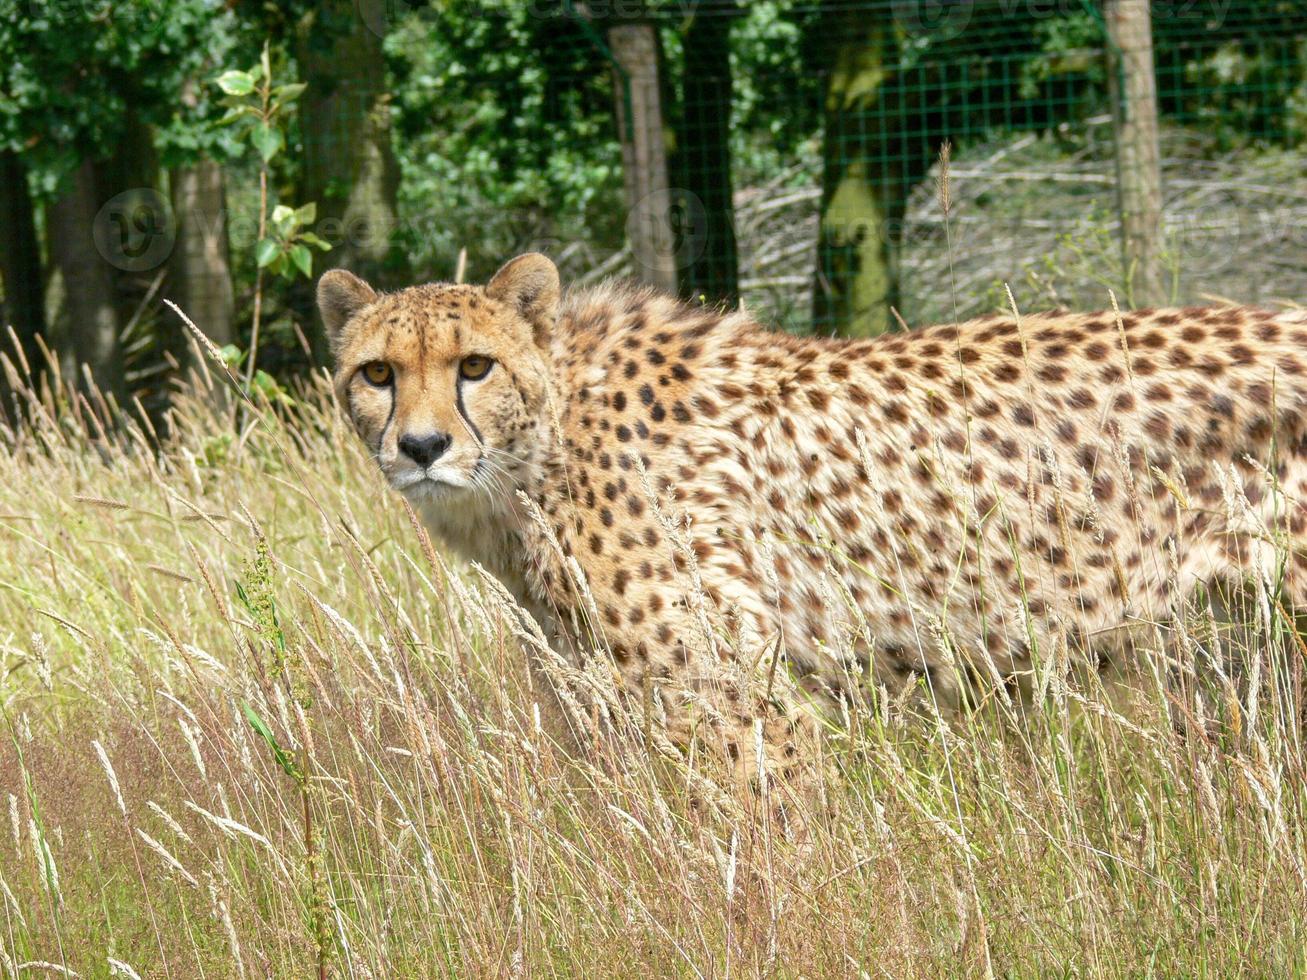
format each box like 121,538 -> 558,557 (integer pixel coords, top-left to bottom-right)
0,332 -> 1303,976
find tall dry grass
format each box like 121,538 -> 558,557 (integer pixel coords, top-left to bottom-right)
0,334 -> 1305,978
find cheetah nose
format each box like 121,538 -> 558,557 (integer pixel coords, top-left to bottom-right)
398,431 -> 452,468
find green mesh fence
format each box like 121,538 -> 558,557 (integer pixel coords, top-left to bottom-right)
7,0 -> 1307,406
525,0 -> 1307,336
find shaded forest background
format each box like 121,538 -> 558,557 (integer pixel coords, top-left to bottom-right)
2,0 -> 1307,427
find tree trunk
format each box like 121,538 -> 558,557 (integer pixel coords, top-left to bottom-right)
675,8 -> 739,307
168,159 -> 236,352
812,8 -> 931,337
96,111 -> 164,334
296,0 -> 401,363
46,158 -> 126,404
0,150 -> 46,389
1105,0 -> 1165,307
608,21 -> 679,295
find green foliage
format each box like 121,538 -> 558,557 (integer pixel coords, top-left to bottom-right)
257,203 -> 331,281
242,701 -> 302,782
235,529 -> 330,976
384,3 -> 624,280
1020,10 -> 1105,98
248,367 -> 293,405
721,2 -> 822,184
212,43 -> 328,383
0,0 -> 226,186
235,536 -> 287,669
1178,39 -> 1307,147
3,0 -> 1307,386
214,45 -> 299,165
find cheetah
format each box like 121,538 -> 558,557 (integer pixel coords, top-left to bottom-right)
318,253 -> 1307,786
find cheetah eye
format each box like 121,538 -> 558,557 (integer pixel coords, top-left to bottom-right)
459,355 -> 493,381
361,361 -> 393,386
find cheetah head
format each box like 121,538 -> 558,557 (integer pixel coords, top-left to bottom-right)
317,253 -> 558,508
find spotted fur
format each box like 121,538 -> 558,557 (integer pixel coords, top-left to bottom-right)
320,254 -> 1307,784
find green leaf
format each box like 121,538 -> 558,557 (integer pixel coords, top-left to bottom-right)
217,344 -> 245,368
271,204 -> 296,233
299,232 -> 333,252
293,202 -> 317,226
269,253 -> 288,277
251,122 -> 283,163
259,43 -> 272,84
274,82 -> 307,104
214,107 -> 256,128
215,70 -> 254,97
256,237 -> 281,268
290,244 -> 313,278
252,370 -> 289,403
242,702 -> 300,780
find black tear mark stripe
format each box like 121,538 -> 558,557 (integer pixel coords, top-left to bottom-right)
455,378 -> 484,447
378,386 -> 397,449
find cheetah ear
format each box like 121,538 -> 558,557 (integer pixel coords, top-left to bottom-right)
486,252 -> 559,348
317,269 -> 377,352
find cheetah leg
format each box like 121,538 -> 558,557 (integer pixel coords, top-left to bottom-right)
1279,509 -> 1307,620
1158,453 -> 1307,735
653,680 -> 824,838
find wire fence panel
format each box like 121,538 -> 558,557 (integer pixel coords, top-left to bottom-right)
518,1 -> 1307,335
7,0 -> 1307,412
